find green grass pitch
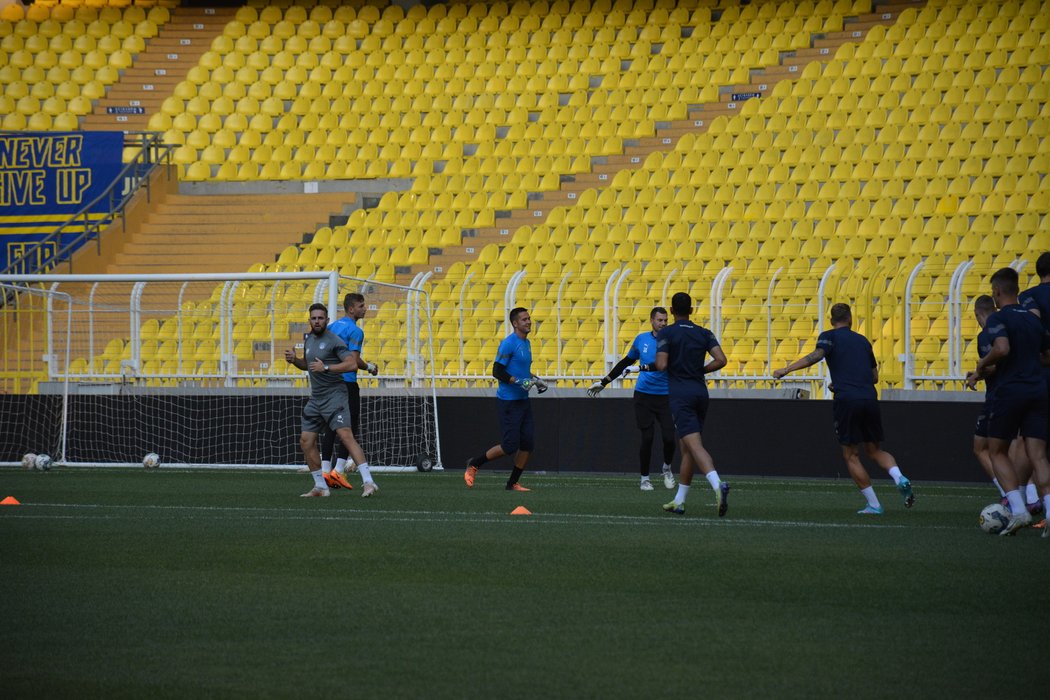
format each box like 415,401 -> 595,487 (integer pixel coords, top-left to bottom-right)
1,467 -> 1047,698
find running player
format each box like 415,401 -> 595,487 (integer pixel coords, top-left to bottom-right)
1019,251 -> 1050,526
284,303 -> 378,498
464,307 -> 548,491
319,292 -> 379,490
654,292 -> 730,516
774,303 -> 915,514
968,295 -> 1039,509
969,267 -> 1050,536
968,295 -> 1007,497
588,306 -> 676,491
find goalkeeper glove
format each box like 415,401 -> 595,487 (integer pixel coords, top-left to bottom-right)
516,377 -> 534,392
638,363 -> 655,372
531,375 -> 549,394
587,381 -> 605,397
365,361 -> 379,376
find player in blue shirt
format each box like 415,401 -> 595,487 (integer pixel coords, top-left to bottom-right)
587,307 -> 676,491
969,267 -> 1050,536
774,303 -> 915,515
654,292 -> 730,517
318,293 -> 379,494
464,307 -> 548,491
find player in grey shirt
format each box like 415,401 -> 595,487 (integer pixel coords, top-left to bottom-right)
285,303 -> 379,498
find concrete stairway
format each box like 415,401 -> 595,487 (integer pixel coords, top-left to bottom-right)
82,6 -> 237,132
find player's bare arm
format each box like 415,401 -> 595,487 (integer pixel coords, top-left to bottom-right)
704,345 -> 727,374
773,348 -> 825,379
354,351 -> 379,375
284,347 -> 307,370
654,350 -> 668,372
974,336 -> 1010,377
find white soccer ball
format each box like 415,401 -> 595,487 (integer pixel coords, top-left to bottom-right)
979,503 -> 1010,534
34,454 -> 53,471
143,452 -> 161,469
21,453 -> 37,470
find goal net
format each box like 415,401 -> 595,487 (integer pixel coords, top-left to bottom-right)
0,273 -> 442,471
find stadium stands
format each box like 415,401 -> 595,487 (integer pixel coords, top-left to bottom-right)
5,0 -> 1049,393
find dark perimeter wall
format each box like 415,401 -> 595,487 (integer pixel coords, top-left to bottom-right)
1,394 -> 988,482
439,396 -> 988,483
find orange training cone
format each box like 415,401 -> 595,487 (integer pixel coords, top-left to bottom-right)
1,496 -> 21,505
510,506 -> 531,516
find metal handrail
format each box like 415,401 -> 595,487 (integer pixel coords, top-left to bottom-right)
2,131 -> 174,277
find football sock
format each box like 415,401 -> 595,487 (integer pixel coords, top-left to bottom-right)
641,476 -> 651,484
1044,494 -> 1050,516
507,467 -> 524,487
674,483 -> 690,504
860,486 -> 880,509
312,470 -> 327,490
1024,483 -> 1038,505
321,460 -> 332,474
662,462 -> 673,472
705,471 -> 721,490
887,466 -> 903,485
992,478 -> 1005,497
1005,489 -> 1026,515
470,454 -> 489,468
357,462 -> 373,484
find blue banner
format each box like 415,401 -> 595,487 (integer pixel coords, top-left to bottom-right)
0,130 -> 124,272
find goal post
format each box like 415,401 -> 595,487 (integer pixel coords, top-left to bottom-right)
0,272 -> 442,471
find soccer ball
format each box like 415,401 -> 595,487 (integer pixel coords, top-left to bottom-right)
143,452 -> 161,469
979,503 -> 1010,534
21,453 -> 37,470
34,454 -> 53,471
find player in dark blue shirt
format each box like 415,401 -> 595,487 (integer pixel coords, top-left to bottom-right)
587,307 -> 677,491
653,292 -> 730,517
970,266 -> 1050,536
464,307 -> 548,492
1018,251 -> 1050,524
774,303 -> 915,515
966,295 -> 1008,498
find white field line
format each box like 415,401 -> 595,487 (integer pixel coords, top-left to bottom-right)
1,502 -> 965,530
10,468 -> 994,497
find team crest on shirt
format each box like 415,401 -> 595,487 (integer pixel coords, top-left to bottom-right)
319,342 -> 327,349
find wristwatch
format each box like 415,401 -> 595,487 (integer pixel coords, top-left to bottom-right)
323,364 -> 330,372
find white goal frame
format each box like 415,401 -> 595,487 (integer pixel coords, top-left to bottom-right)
0,272 -> 443,471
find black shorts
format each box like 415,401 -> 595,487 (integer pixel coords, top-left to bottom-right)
346,381 -> 361,436
633,391 -> 673,432
497,398 -> 534,454
669,391 -> 709,438
974,408 -> 990,439
832,398 -> 884,445
986,393 -> 1048,441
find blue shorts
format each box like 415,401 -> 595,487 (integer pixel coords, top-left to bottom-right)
986,393 -> 1048,441
832,399 -> 884,445
669,392 -> 709,438
497,398 -> 534,454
